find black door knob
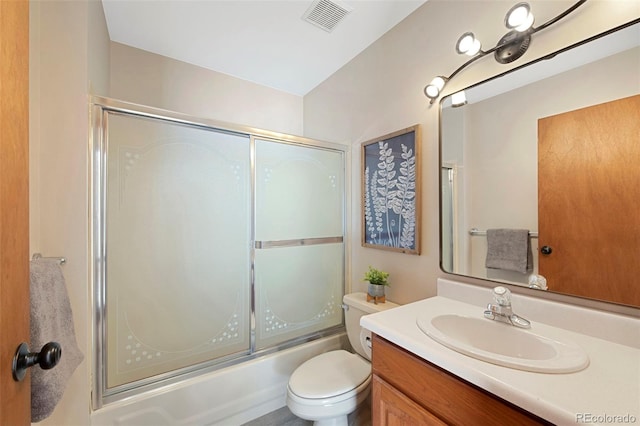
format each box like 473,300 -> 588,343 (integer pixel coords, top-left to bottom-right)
541,245 -> 553,255
12,341 -> 62,382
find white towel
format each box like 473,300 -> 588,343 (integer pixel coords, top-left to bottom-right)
485,229 -> 533,274
30,258 -> 83,423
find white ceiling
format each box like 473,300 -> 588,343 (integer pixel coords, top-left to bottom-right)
101,0 -> 427,96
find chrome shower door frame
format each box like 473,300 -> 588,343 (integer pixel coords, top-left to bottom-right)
89,96 -> 349,409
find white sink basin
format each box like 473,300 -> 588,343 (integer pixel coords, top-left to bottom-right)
417,314 -> 589,373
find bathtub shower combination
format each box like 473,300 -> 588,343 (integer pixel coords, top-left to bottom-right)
90,97 -> 347,421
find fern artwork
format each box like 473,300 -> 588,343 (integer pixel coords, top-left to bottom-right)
361,125 -> 420,255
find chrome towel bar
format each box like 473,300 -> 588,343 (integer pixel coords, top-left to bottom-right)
32,253 -> 67,265
469,228 -> 538,238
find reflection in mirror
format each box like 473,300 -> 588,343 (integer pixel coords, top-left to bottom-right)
439,20 -> 640,307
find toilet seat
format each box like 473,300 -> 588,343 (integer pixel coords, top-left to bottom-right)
288,350 -> 371,399
287,374 -> 371,409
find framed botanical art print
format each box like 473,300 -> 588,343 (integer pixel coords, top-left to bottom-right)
361,125 -> 421,254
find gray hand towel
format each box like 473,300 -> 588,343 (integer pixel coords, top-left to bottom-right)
485,229 -> 533,274
30,258 -> 84,423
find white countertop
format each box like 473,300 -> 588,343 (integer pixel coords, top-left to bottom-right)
361,295 -> 640,425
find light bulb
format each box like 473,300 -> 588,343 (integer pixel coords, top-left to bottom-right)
466,38 -> 482,55
425,85 -> 439,98
431,76 -> 445,90
515,12 -> 534,32
424,76 -> 446,100
505,2 -> 534,31
456,32 -> 481,56
456,33 -> 473,54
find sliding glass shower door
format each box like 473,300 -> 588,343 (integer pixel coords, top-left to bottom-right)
254,139 -> 344,349
104,113 -> 252,389
92,98 -> 346,405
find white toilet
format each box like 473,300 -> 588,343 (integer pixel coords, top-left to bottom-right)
286,292 -> 398,426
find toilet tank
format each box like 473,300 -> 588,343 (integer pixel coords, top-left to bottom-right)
343,293 -> 399,360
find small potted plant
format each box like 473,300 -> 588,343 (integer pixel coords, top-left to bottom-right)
363,266 -> 389,303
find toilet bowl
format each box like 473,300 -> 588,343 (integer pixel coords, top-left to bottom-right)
286,293 -> 398,425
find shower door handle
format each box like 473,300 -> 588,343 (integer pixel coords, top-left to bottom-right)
12,341 -> 62,382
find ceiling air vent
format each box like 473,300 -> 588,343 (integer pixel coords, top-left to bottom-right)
302,0 -> 353,33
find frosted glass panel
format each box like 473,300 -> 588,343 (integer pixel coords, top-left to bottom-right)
254,244 -> 344,349
105,113 -> 251,388
255,140 -> 344,241
254,139 -> 345,349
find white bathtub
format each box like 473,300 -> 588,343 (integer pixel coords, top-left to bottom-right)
91,334 -> 346,425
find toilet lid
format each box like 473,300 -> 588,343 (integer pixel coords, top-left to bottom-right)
288,350 -> 371,399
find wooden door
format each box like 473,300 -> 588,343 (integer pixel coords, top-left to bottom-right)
0,0 -> 31,424
538,95 -> 640,306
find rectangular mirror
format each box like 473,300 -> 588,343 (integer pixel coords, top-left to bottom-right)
440,20 -> 640,307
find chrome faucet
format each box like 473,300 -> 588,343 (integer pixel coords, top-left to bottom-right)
483,286 -> 531,329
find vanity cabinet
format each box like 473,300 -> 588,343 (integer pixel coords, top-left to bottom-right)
371,334 -> 551,425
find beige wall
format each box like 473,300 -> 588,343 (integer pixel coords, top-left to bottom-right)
109,42 -> 304,136
30,1 -> 110,425
303,0 -> 640,305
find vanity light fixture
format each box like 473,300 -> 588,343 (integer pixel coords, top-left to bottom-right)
424,0 -> 587,104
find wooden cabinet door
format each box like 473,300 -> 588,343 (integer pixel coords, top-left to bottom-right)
373,375 -> 447,426
538,95 -> 640,306
372,335 -> 549,426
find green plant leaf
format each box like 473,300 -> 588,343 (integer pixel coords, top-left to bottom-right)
363,265 -> 390,286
